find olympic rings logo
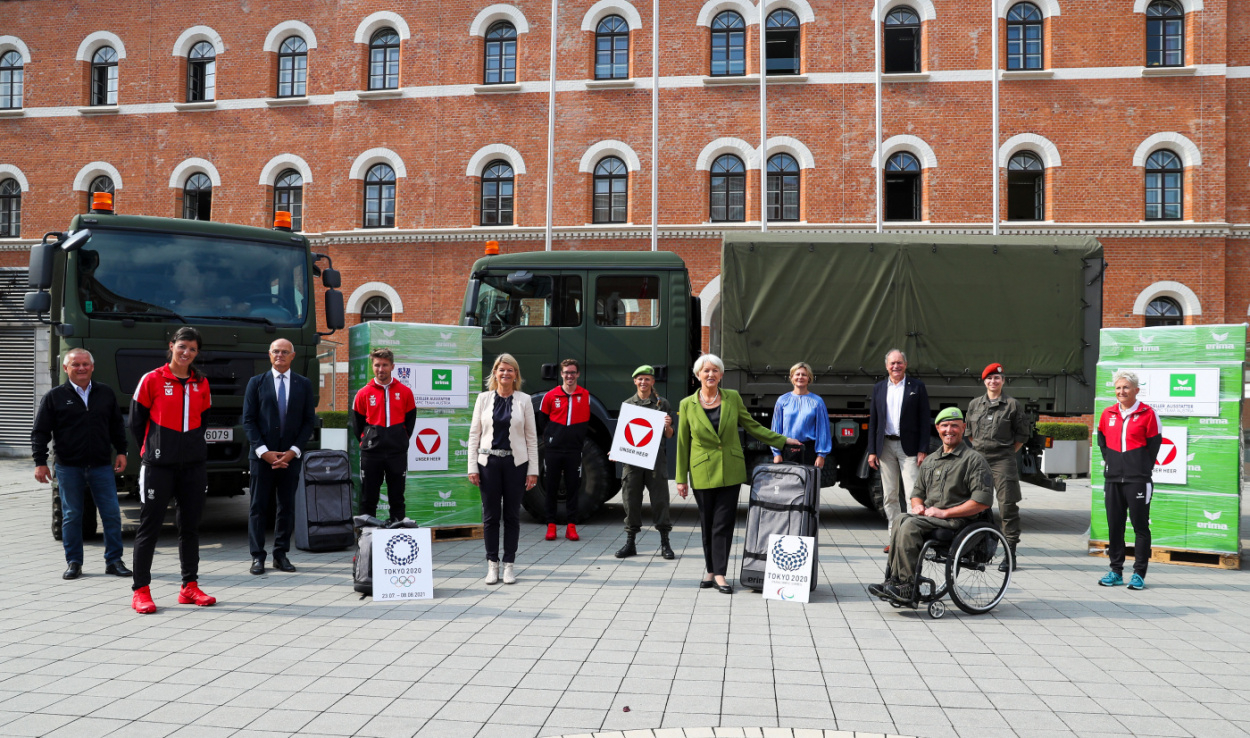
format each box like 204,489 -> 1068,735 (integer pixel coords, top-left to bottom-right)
390,576 -> 416,587
385,533 -> 419,566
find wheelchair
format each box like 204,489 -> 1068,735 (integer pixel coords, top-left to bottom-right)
876,517 -> 1012,619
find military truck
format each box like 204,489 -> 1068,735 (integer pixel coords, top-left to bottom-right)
461,233 -> 1102,520
26,200 -> 345,539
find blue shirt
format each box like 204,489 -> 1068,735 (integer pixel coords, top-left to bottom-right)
771,392 -> 832,457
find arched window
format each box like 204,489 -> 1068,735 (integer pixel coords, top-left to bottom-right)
884,7 -> 921,74
361,295 -> 393,322
710,12 -> 746,77
1145,149 -> 1182,220
0,178 -> 20,238
187,41 -> 216,102
484,23 -> 518,85
1144,296 -> 1183,327
1007,152 -> 1044,221
182,172 -> 212,220
1006,3 -> 1043,70
1146,1 -> 1184,68
369,29 -> 400,90
91,46 -> 119,106
884,152 -> 921,221
274,169 -> 304,231
278,36 -> 308,97
364,163 -> 396,228
593,156 -> 628,223
0,51 -> 23,109
88,175 -> 115,212
766,153 -> 800,221
709,154 -> 746,222
481,160 -> 515,225
765,9 -> 800,76
596,15 -> 630,80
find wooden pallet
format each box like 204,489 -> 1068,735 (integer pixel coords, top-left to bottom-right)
429,524 -> 484,543
1088,540 -> 1241,570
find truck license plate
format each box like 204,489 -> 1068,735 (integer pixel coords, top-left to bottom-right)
205,428 -> 232,443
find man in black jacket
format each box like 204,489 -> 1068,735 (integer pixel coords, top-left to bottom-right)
867,349 -> 931,548
242,338 -> 317,575
31,349 -> 129,580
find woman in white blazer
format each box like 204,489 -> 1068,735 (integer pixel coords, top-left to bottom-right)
468,353 -> 538,585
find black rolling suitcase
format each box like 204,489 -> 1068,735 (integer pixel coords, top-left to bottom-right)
740,462 -> 820,592
294,450 -> 355,552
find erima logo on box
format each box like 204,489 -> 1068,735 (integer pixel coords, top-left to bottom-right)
433,490 -> 457,508
1198,510 -> 1229,530
1201,418 -> 1230,425
1170,374 -> 1196,397
1208,331 -> 1234,350
432,369 -> 453,391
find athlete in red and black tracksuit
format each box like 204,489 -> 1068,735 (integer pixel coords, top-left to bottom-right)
129,363 -> 212,596
1096,397 -> 1162,579
352,379 -> 416,521
540,382 -> 591,525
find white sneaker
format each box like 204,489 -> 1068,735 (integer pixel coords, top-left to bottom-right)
485,561 -> 499,585
502,562 -> 516,584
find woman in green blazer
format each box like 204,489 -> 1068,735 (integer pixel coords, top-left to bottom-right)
677,354 -> 800,593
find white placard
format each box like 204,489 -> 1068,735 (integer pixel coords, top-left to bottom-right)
372,528 -> 434,602
1154,425 -> 1189,485
408,418 -> 449,471
762,534 -> 815,603
1133,368 -> 1221,417
394,363 -> 470,408
608,403 -> 668,470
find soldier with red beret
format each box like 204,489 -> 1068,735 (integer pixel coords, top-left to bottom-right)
965,362 -> 1031,572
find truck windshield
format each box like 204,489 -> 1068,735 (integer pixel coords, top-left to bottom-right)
474,273 -> 582,336
76,229 -> 308,326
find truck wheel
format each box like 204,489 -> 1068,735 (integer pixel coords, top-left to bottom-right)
521,439 -> 611,523
52,488 -> 63,541
869,473 -> 890,520
844,482 -> 876,513
819,463 -> 838,489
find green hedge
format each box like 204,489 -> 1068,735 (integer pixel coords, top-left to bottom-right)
319,411 -> 349,429
1036,422 -> 1090,441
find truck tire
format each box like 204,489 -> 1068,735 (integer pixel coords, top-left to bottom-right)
52,488 -> 62,541
844,481 -> 876,513
521,439 -> 611,523
869,473 -> 890,520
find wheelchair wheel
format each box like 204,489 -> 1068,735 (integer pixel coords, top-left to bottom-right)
927,600 -> 946,619
917,543 -> 949,601
946,525 -> 1011,615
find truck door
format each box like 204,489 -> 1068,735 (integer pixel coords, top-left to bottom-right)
473,271 -> 582,393
583,272 -> 667,406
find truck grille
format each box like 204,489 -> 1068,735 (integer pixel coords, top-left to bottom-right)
115,349 -> 264,397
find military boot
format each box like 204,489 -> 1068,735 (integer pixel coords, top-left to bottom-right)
998,544 -> 1017,573
615,532 -> 637,558
659,531 -> 675,560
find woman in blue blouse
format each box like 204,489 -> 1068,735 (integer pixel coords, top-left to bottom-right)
771,362 -> 832,469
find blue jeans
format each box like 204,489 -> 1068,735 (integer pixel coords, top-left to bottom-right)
57,464 -> 124,565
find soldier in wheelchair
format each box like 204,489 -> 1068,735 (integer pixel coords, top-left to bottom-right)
869,407 -> 1013,618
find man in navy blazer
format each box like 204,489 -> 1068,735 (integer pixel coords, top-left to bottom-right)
867,349 -> 931,547
242,338 -> 316,575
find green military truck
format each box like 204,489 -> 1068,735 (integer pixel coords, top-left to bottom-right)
26,207 -> 345,539
460,234 -> 1103,520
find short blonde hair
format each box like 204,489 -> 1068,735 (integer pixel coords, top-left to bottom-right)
789,362 -> 813,382
1112,369 -> 1139,389
487,353 -> 524,391
692,353 -> 725,376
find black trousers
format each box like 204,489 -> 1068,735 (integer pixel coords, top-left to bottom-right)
360,452 -> 406,521
1105,481 -> 1152,576
480,455 -> 526,563
544,450 -> 581,523
131,463 -> 207,591
693,485 -> 740,576
248,458 -> 301,558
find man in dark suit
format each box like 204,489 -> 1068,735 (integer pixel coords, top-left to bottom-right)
867,348 -> 931,549
243,338 -> 316,575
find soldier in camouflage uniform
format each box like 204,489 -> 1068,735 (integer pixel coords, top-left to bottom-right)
965,362 -> 1031,572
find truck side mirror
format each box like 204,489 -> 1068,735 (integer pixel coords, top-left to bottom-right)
60,229 -> 92,252
28,243 -> 55,289
321,268 -> 341,289
506,270 -> 533,286
24,291 -> 50,313
323,288 -> 345,332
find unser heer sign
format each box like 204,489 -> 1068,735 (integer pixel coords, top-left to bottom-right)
608,403 -> 667,471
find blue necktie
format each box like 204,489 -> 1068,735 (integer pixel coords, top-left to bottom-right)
277,374 -> 287,436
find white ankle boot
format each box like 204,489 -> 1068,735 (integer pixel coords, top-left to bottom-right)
502,562 -> 516,584
485,561 -> 499,585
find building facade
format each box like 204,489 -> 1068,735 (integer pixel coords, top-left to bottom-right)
0,0 -> 1246,408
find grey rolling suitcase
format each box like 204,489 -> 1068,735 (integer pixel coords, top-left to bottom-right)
294,450 -> 355,552
740,462 -> 820,592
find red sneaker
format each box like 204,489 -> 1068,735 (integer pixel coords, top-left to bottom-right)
545,524 -> 557,541
177,581 -> 217,607
565,524 -> 580,541
132,586 -> 157,614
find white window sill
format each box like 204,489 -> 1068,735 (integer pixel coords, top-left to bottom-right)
999,69 -> 1054,80
585,78 -> 636,89
703,74 -> 759,86
173,101 -> 218,111
582,223 -> 635,227
470,223 -> 520,228
0,108 -> 24,118
765,73 -> 808,84
1142,65 -> 1196,77
883,72 -> 930,82
78,105 -> 119,115
357,88 -> 403,100
266,96 -> 310,107
473,84 -> 522,94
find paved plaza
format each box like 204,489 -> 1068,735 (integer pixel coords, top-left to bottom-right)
2,458 -> 1249,738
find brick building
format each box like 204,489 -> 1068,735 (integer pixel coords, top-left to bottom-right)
0,0 -> 1246,413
